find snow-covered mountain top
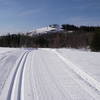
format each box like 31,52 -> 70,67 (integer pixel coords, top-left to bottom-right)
30,24 -> 63,34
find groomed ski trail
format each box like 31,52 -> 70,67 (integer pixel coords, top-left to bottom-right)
0,49 -> 100,100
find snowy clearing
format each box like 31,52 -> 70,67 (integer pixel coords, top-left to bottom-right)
0,48 -> 100,100
57,48 -> 100,83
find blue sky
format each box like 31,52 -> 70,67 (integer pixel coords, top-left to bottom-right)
0,0 -> 100,33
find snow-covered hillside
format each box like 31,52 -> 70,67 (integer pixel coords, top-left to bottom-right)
0,48 -> 100,100
29,24 -> 63,35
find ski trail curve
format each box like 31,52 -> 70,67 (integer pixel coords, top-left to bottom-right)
0,49 -> 100,100
0,51 -> 30,100
9,51 -> 29,100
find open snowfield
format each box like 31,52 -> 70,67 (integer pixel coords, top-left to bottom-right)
57,49 -> 100,83
0,48 -> 100,100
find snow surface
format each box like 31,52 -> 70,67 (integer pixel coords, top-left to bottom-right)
57,48 -> 100,83
0,48 -> 100,100
0,48 -> 26,95
0,47 -> 17,54
31,25 -> 63,34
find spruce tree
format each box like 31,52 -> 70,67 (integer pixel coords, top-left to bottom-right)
90,30 -> 100,51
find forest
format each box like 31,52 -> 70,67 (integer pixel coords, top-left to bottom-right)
0,24 -> 100,51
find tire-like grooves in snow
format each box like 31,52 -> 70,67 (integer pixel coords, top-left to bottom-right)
52,49 -> 100,93
9,51 -> 29,100
0,51 -> 30,100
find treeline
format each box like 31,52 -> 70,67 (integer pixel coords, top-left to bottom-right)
62,24 -> 100,32
0,34 -> 34,47
0,24 -> 100,51
0,31 -> 95,49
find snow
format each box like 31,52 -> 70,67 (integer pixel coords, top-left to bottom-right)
31,25 -> 63,34
0,48 -> 25,95
0,47 -> 17,54
0,48 -> 100,100
57,48 -> 100,83
53,49 -> 100,92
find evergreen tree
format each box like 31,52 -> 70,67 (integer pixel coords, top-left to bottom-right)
90,30 -> 100,51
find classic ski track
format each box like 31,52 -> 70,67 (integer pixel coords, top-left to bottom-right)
7,51 -> 30,100
0,49 -> 100,100
0,51 -> 22,96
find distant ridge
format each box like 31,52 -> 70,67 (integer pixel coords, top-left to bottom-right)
28,24 -> 63,36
